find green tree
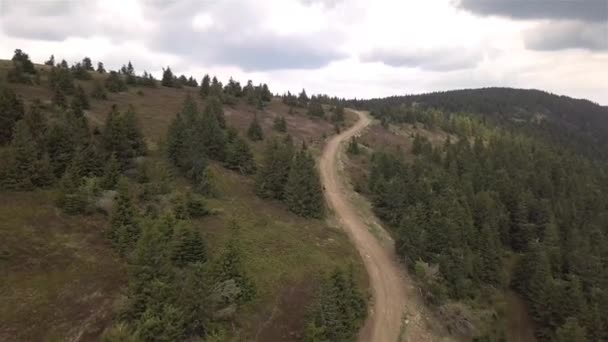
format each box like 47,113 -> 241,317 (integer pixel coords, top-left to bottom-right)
284,145 -> 325,218
0,87 -> 25,145
45,54 -> 55,66
298,89 -> 309,107
255,136 -> 294,199
307,96 -> 325,117
225,135 -> 256,174
273,116 -> 287,132
170,223 -> 207,267
556,318 -> 587,342
200,74 -> 210,98
105,71 -> 128,92
110,179 -> 140,254
346,137 -> 360,155
97,62 -> 106,73
162,66 -> 175,87
101,153 -> 121,190
247,115 -> 264,141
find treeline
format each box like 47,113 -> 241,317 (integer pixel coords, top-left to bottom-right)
351,87 -> 608,159
367,127 -> 608,340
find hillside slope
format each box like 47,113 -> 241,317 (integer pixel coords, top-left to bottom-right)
0,58 -> 365,341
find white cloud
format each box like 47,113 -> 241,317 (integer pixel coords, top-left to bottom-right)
0,0 -> 606,104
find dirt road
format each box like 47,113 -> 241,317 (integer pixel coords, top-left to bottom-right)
319,110 -> 408,341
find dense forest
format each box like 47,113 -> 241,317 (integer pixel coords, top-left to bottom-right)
355,89 -> 608,341
0,49 -> 364,341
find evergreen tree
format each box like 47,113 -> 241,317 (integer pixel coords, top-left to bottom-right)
170,223 -> 207,267
45,54 -> 55,66
225,135 -> 257,174
285,145 -> 324,218
162,66 -> 175,87
306,268 -> 366,341
53,87 -> 67,109
273,116 -> 287,132
247,115 -> 264,141
0,87 -> 25,145
74,85 -> 90,110
307,96 -> 325,117
255,136 -> 294,199
46,120 -> 76,177
109,179 -> 140,254
211,223 -> 255,303
97,62 -> 106,73
82,57 -> 94,70
49,66 -> 75,93
200,74 -> 210,98
200,99 -> 226,161
346,137 -> 360,155
332,104 -> 345,123
556,318 -> 587,342
56,162 -> 87,214
105,71 -> 128,92
5,121 -> 38,189
298,89 -> 309,107
101,153 -> 121,190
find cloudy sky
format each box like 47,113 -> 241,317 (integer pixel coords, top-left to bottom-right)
1,0 -> 607,104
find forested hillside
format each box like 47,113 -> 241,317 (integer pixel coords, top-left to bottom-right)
351,88 -> 608,159
346,89 -> 608,341
0,49 -> 366,341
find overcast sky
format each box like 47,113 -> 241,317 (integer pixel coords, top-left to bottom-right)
1,0 -> 607,104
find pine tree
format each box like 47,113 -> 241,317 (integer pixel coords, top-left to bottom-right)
170,223 -> 207,267
200,74 -> 210,98
56,162 -> 87,214
298,89 -> 309,107
101,153 -> 121,190
46,120 -> 76,177
346,137 -> 360,155
45,55 -> 55,66
200,99 -> 226,161
211,223 -> 255,303
105,71 -> 127,92
247,115 -> 264,141
6,121 -> 38,189
225,135 -> 256,174
0,87 -> 25,145
273,116 -> 287,132
307,96 -> 325,117
97,62 -> 106,73
162,66 -> 175,87
556,318 -> 587,342
255,136 -> 294,199
332,104 -> 345,123
53,87 -> 67,108
206,96 -> 226,128
110,179 -> 140,254
285,145 -> 325,218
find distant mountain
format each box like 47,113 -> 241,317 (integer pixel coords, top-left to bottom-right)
352,87 -> 608,158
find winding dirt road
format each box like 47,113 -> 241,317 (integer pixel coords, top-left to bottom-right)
319,110 -> 408,342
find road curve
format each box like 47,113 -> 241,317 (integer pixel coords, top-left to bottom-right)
319,110 -> 407,342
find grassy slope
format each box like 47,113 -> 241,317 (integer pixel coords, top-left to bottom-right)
344,120 -> 536,342
0,60 -> 365,341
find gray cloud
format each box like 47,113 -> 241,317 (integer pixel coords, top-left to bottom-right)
0,0 -> 345,71
456,0 -> 608,22
525,21 -> 607,51
361,48 -> 482,71
145,0 -> 345,71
